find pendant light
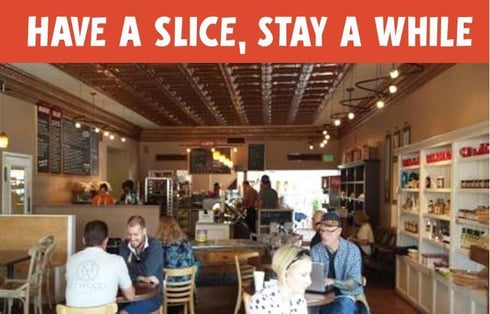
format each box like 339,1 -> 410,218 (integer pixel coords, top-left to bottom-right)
0,81 -> 9,149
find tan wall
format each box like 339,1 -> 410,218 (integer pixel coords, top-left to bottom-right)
139,139 -> 339,191
338,64 -> 489,227
0,94 -> 140,205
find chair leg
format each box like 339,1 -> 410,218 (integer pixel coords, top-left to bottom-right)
162,302 -> 167,314
46,268 -> 53,309
189,299 -> 195,314
184,303 -> 188,314
234,287 -> 242,314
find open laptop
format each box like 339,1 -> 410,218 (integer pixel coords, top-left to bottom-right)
306,262 -> 332,294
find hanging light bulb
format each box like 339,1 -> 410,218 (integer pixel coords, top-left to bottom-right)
75,121 -> 82,128
109,134 -> 115,140
104,131 -> 110,137
376,99 -> 385,109
94,127 -> 100,133
121,137 -> 126,142
334,118 -> 341,126
389,65 -> 399,79
0,81 -> 8,149
186,148 -> 191,153
0,132 -> 8,149
348,112 -> 355,120
322,130 -> 327,135
320,142 -> 325,148
389,84 -> 397,94
325,134 -> 331,140
309,144 -> 314,150
233,147 -> 238,153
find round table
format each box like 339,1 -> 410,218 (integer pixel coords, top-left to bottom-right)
117,281 -> 160,303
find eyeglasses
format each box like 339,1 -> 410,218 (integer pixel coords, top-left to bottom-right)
286,249 -> 310,269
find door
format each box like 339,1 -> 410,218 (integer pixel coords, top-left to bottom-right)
2,152 -> 33,215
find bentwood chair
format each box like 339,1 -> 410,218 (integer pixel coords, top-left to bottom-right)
0,241 -> 49,314
234,251 -> 259,314
160,266 -> 196,314
56,303 -> 118,314
242,291 -> 251,314
38,235 -> 57,309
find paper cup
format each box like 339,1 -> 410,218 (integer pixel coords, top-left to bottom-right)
253,271 -> 265,291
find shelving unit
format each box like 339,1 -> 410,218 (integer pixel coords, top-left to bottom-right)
338,160 -> 380,226
395,121 -> 489,314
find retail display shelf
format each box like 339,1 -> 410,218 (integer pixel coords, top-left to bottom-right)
423,213 -> 451,221
424,188 -> 452,193
422,236 -> 450,250
456,218 -> 489,229
424,160 -> 453,167
401,209 -> 419,217
400,230 -> 418,240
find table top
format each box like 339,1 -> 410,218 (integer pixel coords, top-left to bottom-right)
0,250 -> 30,266
191,239 -> 267,251
304,291 -> 335,307
117,281 -> 160,303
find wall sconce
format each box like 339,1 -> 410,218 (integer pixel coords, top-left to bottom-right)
0,81 -> 8,149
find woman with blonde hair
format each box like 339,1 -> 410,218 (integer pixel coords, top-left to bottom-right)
349,210 -> 374,256
249,245 -> 312,314
155,216 -> 195,273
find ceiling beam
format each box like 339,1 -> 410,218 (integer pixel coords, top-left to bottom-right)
178,64 -> 227,125
136,64 -> 205,126
218,63 -> 249,125
261,63 -> 272,125
287,64 -> 314,124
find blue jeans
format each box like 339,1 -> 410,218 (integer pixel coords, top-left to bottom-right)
319,295 -> 357,314
119,295 -> 161,314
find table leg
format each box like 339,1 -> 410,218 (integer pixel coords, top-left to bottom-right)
6,264 -> 14,279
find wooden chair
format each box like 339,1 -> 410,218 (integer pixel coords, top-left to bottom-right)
38,235 -> 57,309
160,266 -> 196,314
234,251 -> 259,314
0,241 -> 49,314
56,303 -> 118,314
242,292 -> 251,314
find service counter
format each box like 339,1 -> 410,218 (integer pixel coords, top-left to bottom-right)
34,204 -> 160,252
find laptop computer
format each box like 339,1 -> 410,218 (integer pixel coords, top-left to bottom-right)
306,262 -> 332,294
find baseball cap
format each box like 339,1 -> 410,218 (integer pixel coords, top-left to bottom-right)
320,212 -> 341,228
261,175 -> 271,183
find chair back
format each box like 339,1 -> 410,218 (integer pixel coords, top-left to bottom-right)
27,241 -> 50,291
242,292 -> 251,314
163,266 -> 195,305
234,251 -> 259,314
56,303 -> 118,314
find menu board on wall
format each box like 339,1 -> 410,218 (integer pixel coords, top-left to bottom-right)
49,108 -> 62,173
248,144 -> 265,170
62,119 -> 91,175
189,148 -> 231,174
36,105 -> 50,173
90,130 -> 99,175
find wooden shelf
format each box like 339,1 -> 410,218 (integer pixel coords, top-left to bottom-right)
469,245 -> 489,267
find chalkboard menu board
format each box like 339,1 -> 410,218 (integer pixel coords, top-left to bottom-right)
62,119 -> 91,175
190,148 -> 231,174
248,144 -> 265,170
90,129 -> 99,175
37,105 -> 50,173
49,108 -> 62,173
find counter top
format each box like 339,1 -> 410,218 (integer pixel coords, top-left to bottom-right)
191,239 -> 267,251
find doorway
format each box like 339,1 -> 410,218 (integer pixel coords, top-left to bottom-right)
106,147 -> 130,202
2,152 -> 33,215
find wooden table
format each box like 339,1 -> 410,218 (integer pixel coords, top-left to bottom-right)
117,281 -> 160,303
0,250 -> 30,278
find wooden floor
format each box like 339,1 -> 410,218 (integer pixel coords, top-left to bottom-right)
5,282 -> 419,314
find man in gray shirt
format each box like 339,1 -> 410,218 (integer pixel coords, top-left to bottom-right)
258,175 -> 279,209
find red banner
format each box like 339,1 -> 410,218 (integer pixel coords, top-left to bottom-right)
0,0 -> 487,62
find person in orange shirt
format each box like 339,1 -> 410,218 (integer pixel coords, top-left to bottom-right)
92,183 -> 115,205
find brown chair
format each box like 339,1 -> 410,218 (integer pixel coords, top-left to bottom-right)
160,266 -> 196,314
234,251 -> 260,314
0,241 -> 50,314
56,303 -> 117,314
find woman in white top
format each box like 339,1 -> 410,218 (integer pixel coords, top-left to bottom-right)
249,245 -> 312,314
349,210 -> 375,256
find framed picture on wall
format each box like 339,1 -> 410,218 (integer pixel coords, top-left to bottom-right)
402,123 -> 411,146
392,128 -> 401,149
384,132 -> 392,203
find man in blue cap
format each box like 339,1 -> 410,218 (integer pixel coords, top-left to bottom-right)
310,211 -> 368,314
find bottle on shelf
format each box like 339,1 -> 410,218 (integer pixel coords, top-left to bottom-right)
426,219 -> 432,238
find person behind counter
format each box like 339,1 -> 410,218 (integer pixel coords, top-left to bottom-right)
258,175 -> 279,209
242,180 -> 259,233
119,180 -> 138,205
92,183 -> 115,205
119,215 -> 163,314
249,245 -> 312,314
